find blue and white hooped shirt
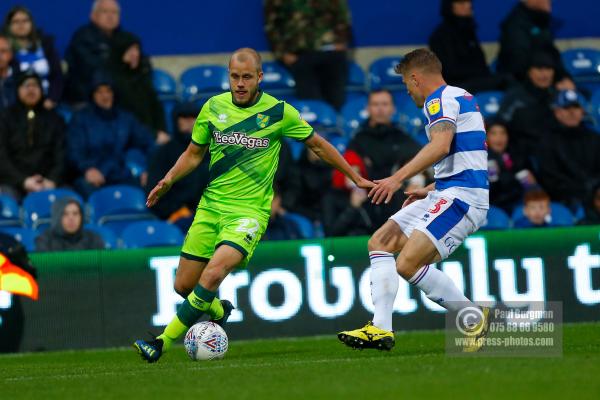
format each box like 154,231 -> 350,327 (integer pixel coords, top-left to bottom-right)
423,85 -> 489,209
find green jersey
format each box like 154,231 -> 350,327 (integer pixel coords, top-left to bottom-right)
191,91 -> 313,215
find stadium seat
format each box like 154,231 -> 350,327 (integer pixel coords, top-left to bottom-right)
87,185 -> 156,234
161,98 -> 178,134
285,212 -> 314,239
368,56 -> 404,90
288,99 -> 338,128
84,224 -> 119,249
347,61 -> 367,95
562,48 -> 600,93
0,195 -> 22,227
285,137 -> 304,161
481,206 -> 511,230
180,65 -> 229,101
395,96 -> 427,137
260,61 -> 295,96
0,227 -> 36,252
125,149 -> 147,178
23,189 -> 84,230
341,96 -> 369,136
511,202 -> 575,227
476,91 -> 504,119
152,69 -> 178,100
121,220 -> 184,249
329,136 -> 349,154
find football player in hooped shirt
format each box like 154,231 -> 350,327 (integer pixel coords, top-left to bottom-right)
338,49 -> 490,352
133,48 -> 373,362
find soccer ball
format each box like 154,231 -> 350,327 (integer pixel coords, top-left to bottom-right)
184,321 -> 228,361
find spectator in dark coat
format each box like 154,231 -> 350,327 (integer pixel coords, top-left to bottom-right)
146,102 -> 208,230
349,90 -> 421,180
496,0 -> 568,84
263,191 -> 303,241
64,0 -> 125,104
429,0 -> 511,93
264,0 -> 351,110
0,34 -> 18,111
537,90 -> 600,208
498,52 -> 556,160
0,71 -> 65,200
67,75 -> 154,198
348,89 -> 422,218
35,198 -> 105,252
579,184 -> 600,226
323,151 -> 375,237
486,120 -> 535,213
274,139 -> 301,211
292,147 -> 332,223
109,32 -> 168,142
3,6 -> 64,108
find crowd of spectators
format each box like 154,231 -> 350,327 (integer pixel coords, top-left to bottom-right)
0,0 -> 598,252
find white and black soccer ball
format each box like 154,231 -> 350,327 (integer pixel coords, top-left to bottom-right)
184,321 -> 228,361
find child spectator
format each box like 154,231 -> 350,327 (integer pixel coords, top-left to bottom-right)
514,189 -> 551,228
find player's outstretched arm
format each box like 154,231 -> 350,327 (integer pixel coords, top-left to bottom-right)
304,133 -> 374,190
146,143 -> 208,207
369,121 -> 455,205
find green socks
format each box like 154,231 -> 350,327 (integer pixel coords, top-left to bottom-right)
157,284 -> 224,352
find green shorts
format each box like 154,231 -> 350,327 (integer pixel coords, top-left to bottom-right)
180,204 -> 268,267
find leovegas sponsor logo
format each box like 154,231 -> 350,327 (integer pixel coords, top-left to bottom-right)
213,131 -> 269,149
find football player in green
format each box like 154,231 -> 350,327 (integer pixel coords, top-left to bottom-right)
134,48 -> 372,362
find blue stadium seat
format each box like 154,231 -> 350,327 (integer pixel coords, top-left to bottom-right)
562,48 -> 600,93
152,69 -> 178,100
476,91 -> 504,119
285,138 -> 304,161
0,227 -> 36,252
395,96 -> 427,137
180,65 -> 229,101
511,202 -> 575,227
285,212 -> 314,239
288,99 -> 338,128
329,136 -> 349,154
125,149 -> 147,178
87,185 -> 156,234
22,189 -> 84,230
0,195 -> 21,227
368,56 -> 404,90
121,220 -> 184,249
261,61 -> 295,96
347,61 -> 367,95
481,206 -> 511,230
341,96 -> 369,136
84,224 -> 119,249
161,98 -> 178,134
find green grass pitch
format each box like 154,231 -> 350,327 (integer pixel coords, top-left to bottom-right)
1,322 -> 599,400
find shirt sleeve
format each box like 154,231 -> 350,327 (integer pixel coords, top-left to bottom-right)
281,102 -> 314,141
191,102 -> 212,145
425,92 -> 459,128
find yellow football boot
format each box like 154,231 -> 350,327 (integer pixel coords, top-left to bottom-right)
462,306 -> 491,353
338,321 -> 395,351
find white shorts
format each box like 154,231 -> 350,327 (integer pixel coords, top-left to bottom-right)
389,191 -> 487,260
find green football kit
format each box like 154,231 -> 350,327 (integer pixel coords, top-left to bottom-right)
180,91 -> 314,266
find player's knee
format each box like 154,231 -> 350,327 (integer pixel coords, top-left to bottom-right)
174,281 -> 193,298
396,254 -> 417,280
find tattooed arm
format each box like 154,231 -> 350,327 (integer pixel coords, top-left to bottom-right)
368,121 -> 456,204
